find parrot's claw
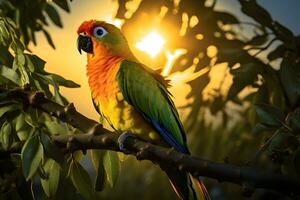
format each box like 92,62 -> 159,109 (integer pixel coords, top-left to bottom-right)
118,132 -> 134,153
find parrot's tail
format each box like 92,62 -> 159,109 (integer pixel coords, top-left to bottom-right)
165,168 -> 211,200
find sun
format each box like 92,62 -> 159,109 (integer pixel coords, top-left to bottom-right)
135,31 -> 165,58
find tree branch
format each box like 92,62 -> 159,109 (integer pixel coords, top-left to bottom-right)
2,88 -> 300,196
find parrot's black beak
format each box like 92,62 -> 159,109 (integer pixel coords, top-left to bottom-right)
77,35 -> 93,54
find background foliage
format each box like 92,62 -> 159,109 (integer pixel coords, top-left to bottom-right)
0,0 -> 299,200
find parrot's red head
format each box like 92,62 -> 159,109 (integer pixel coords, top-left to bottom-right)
77,20 -> 132,58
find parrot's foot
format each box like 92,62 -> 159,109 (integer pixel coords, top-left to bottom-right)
118,132 -> 134,154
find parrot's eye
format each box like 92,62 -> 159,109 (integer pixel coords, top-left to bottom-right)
93,26 -> 108,38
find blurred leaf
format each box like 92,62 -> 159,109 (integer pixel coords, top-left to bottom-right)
103,150 -> 120,188
293,147 -> 300,176
25,54 -> 47,74
50,74 -> 80,88
252,123 -> 272,134
273,21 -> 294,42
240,0 -> 273,27
70,160 -> 97,200
255,103 -> 285,127
286,112 -> 300,134
0,121 -> 12,150
42,29 -> 56,49
40,131 -> 64,165
228,63 -> 260,99
0,65 -> 21,85
90,150 -> 106,191
10,39 -> 25,52
27,55 -> 46,72
41,159 -> 60,198
53,0 -> 70,12
21,134 -> 43,180
247,34 -> 268,46
279,59 -> 300,107
268,44 -> 286,61
0,44 -> 14,66
269,130 -> 298,152
215,11 -> 239,24
217,48 -> 248,65
45,4 -> 63,28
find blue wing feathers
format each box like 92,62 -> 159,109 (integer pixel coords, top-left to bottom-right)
141,113 -> 188,153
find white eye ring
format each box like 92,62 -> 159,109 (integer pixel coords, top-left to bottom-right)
93,26 -> 108,38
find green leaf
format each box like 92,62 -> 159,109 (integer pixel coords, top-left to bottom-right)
26,54 -> 46,73
10,40 -> 25,52
27,26 -> 37,46
42,74 -> 68,105
103,150 -> 120,188
279,59 -> 300,107
31,176 -> 48,200
0,20 -> 11,45
286,112 -> 300,134
90,150 -> 106,191
16,52 -> 26,66
21,133 -> 43,180
55,175 -> 85,200
16,113 -> 32,141
70,160 -> 97,200
0,104 -> 21,118
44,120 -> 68,135
14,52 -> 30,85
40,131 -> 64,164
269,130 -> 297,152
254,103 -> 285,127
45,4 -> 63,28
0,65 -> 21,85
42,29 -> 56,49
41,159 -> 60,198
53,0 -> 70,12
0,121 -> 12,150
15,113 -> 26,131
50,74 -> 80,88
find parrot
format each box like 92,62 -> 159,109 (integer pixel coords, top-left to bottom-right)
77,20 -> 210,200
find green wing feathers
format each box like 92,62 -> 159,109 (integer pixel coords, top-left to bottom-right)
116,60 -> 188,152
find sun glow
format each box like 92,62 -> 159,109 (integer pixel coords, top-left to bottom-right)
135,31 -> 165,58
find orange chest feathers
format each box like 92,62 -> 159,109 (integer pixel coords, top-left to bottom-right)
86,53 -> 123,106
